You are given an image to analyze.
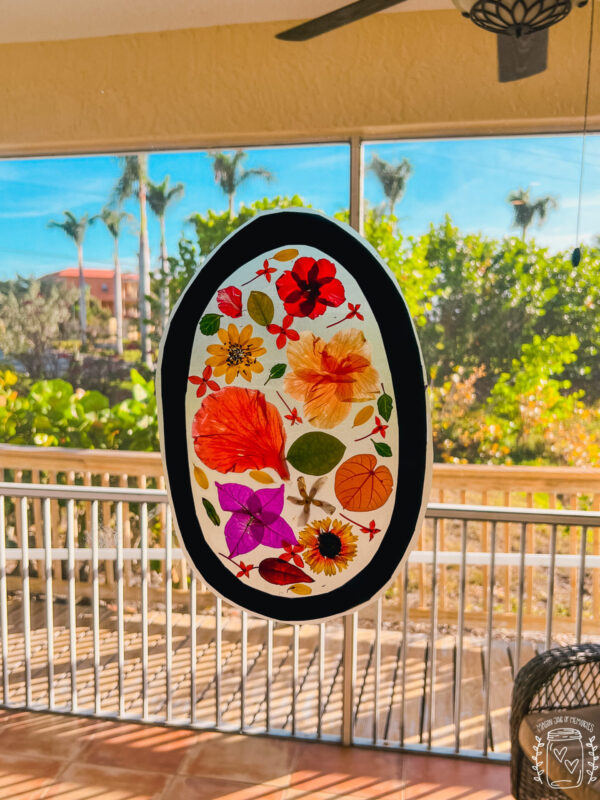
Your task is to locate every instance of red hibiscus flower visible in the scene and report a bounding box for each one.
[267,315,300,349]
[217,286,242,318]
[276,257,346,319]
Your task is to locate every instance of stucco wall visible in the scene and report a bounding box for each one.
[0,8,598,156]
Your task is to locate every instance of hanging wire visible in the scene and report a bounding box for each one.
[572,0,596,267]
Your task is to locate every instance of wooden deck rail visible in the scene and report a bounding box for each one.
[1,444,599,631]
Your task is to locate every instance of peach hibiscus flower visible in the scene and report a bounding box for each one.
[284,329,379,429]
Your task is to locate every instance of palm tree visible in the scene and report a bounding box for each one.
[94,207,133,355]
[147,176,184,333]
[367,154,413,217]
[210,151,273,219]
[47,211,91,347]
[508,187,557,240]
[112,154,152,367]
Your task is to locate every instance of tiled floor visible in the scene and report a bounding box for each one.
[0,709,513,800]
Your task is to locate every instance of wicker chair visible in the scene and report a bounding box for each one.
[511,644,600,799]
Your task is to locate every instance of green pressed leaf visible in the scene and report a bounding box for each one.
[372,440,392,458]
[199,314,222,335]
[202,497,220,525]
[287,432,346,476]
[247,290,274,327]
[264,363,287,384]
[377,393,393,422]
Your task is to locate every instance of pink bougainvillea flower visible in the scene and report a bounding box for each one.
[216,482,297,558]
[188,366,219,398]
[267,315,300,350]
[217,286,243,318]
[280,543,304,568]
[276,257,346,319]
[284,329,380,429]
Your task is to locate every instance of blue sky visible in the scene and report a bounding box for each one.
[0,134,599,280]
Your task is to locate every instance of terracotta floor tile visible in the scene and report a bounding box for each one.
[0,712,102,761]
[77,723,199,775]
[39,762,168,800]
[161,775,287,800]
[402,755,511,798]
[182,733,300,787]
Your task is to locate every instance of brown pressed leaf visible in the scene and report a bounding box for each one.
[249,470,275,484]
[273,248,299,262]
[334,453,393,512]
[258,557,313,585]
[192,387,289,480]
[193,466,209,489]
[352,406,374,428]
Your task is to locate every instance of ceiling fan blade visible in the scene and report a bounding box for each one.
[276,0,408,41]
[497,29,548,82]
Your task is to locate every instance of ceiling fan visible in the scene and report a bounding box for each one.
[276,0,588,82]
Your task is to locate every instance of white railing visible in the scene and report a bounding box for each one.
[0,480,599,760]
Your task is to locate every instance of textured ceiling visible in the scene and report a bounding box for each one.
[0,0,452,44]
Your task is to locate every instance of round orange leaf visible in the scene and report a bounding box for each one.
[334,453,393,512]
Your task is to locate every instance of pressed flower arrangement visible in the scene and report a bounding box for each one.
[159,210,430,622]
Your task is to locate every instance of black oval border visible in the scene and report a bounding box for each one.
[158,210,429,622]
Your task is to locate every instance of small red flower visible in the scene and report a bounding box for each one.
[360,520,381,541]
[347,303,364,321]
[217,286,242,318]
[355,416,389,442]
[236,561,254,578]
[188,366,219,398]
[267,315,300,350]
[280,543,304,568]
[372,416,389,438]
[276,257,346,319]
[242,260,277,286]
[284,407,302,426]
[327,301,365,328]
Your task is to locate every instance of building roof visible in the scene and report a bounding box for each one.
[45,268,138,281]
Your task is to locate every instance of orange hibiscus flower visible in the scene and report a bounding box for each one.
[284,329,380,429]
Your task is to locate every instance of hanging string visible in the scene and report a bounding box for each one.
[572,0,595,267]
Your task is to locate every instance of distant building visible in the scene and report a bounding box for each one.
[43,268,139,318]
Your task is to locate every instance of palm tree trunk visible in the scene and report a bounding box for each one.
[159,216,169,335]
[228,191,235,221]
[138,181,152,368]
[522,223,528,241]
[77,243,87,348]
[113,237,124,356]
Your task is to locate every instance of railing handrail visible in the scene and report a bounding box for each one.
[2,443,600,491]
[1,482,600,526]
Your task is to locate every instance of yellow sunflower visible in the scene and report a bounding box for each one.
[206,324,266,384]
[299,517,358,576]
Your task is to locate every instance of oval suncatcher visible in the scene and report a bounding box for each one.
[158,209,431,622]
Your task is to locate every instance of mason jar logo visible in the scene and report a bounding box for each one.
[532,716,599,788]
[546,728,584,789]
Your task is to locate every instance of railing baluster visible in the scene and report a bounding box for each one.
[317,621,325,738]
[292,623,299,736]
[43,498,55,709]
[514,523,526,676]
[140,502,149,720]
[91,499,100,715]
[0,497,7,705]
[545,524,558,651]
[427,519,439,749]
[190,570,197,725]
[576,526,587,644]
[400,560,409,747]
[373,596,382,745]
[116,501,125,718]
[266,618,273,732]
[66,497,76,711]
[241,610,248,731]
[215,595,222,727]
[483,522,496,756]
[165,505,173,722]
[454,519,468,754]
